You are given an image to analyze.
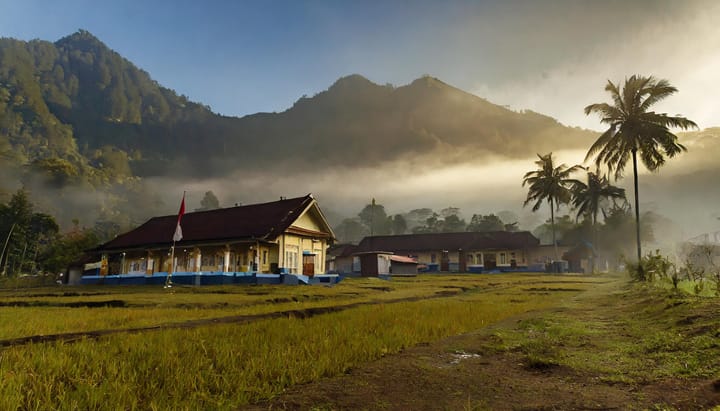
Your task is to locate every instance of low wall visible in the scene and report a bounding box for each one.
[78,272,342,286]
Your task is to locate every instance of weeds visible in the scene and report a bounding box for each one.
[627,248,720,296]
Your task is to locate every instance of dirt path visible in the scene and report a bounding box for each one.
[245,279,720,410]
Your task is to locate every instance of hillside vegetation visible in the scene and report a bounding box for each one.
[1,30,596,184]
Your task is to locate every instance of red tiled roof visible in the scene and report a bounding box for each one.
[357,231,539,252]
[97,195,317,251]
[390,255,418,264]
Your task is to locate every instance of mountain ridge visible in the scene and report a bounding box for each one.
[0,30,597,182]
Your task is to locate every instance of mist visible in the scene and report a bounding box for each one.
[137,134,717,244]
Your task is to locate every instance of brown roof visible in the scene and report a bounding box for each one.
[356,231,539,253]
[97,195,322,251]
[327,243,360,258]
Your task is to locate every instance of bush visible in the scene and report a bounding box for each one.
[626,250,676,286]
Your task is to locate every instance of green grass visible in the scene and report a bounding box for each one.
[0,274,602,410]
[482,280,720,386]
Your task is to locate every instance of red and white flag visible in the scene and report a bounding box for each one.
[172,193,186,242]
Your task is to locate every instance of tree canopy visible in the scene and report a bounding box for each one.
[585,75,696,262]
[523,152,582,260]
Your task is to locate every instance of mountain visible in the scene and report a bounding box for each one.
[1,30,717,241]
[239,74,595,170]
[0,30,597,182]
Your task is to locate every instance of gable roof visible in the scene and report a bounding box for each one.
[97,194,332,251]
[327,243,360,258]
[356,231,539,253]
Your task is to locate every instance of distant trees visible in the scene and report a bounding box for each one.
[570,170,626,272]
[467,214,505,232]
[333,218,367,244]
[0,189,59,275]
[522,153,582,260]
[332,200,531,243]
[585,75,697,263]
[571,170,625,226]
[358,200,391,236]
[390,214,407,235]
[41,226,100,275]
[411,211,467,233]
[196,191,220,211]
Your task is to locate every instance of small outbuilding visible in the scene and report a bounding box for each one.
[352,251,418,277]
[355,251,392,277]
[389,255,418,276]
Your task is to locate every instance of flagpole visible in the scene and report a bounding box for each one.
[165,191,186,289]
[165,243,175,288]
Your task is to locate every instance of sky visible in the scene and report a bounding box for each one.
[1,0,718,131]
[2,0,720,241]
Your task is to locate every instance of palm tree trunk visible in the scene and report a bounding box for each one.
[632,149,642,263]
[591,212,597,273]
[551,197,558,261]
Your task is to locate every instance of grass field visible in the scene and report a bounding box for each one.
[1,273,717,410]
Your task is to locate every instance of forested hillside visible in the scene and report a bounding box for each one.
[1,30,597,183]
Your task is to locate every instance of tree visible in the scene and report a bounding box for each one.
[532,215,585,248]
[467,214,505,232]
[404,208,434,232]
[333,218,367,244]
[523,153,582,260]
[0,189,59,275]
[571,169,625,225]
[358,199,391,236]
[440,214,466,232]
[390,214,407,235]
[571,169,626,271]
[439,207,461,219]
[585,75,697,263]
[197,191,220,211]
[412,212,440,233]
[42,228,99,274]
[598,202,655,267]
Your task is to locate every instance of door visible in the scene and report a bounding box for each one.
[484,253,497,270]
[302,254,315,277]
[440,250,450,272]
[459,250,467,272]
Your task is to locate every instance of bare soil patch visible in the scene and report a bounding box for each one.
[246,280,720,410]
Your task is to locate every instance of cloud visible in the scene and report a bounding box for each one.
[471,0,720,130]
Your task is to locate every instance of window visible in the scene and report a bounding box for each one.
[262,250,268,265]
[466,254,474,264]
[285,245,299,274]
[202,255,214,267]
[285,250,298,273]
[499,252,507,265]
[129,260,146,273]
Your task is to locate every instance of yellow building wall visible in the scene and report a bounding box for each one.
[465,249,528,266]
[292,212,323,231]
[279,234,327,274]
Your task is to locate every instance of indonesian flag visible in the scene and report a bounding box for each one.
[172,193,186,242]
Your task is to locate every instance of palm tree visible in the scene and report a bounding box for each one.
[571,169,626,226]
[523,153,582,261]
[571,169,626,271]
[585,75,697,263]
